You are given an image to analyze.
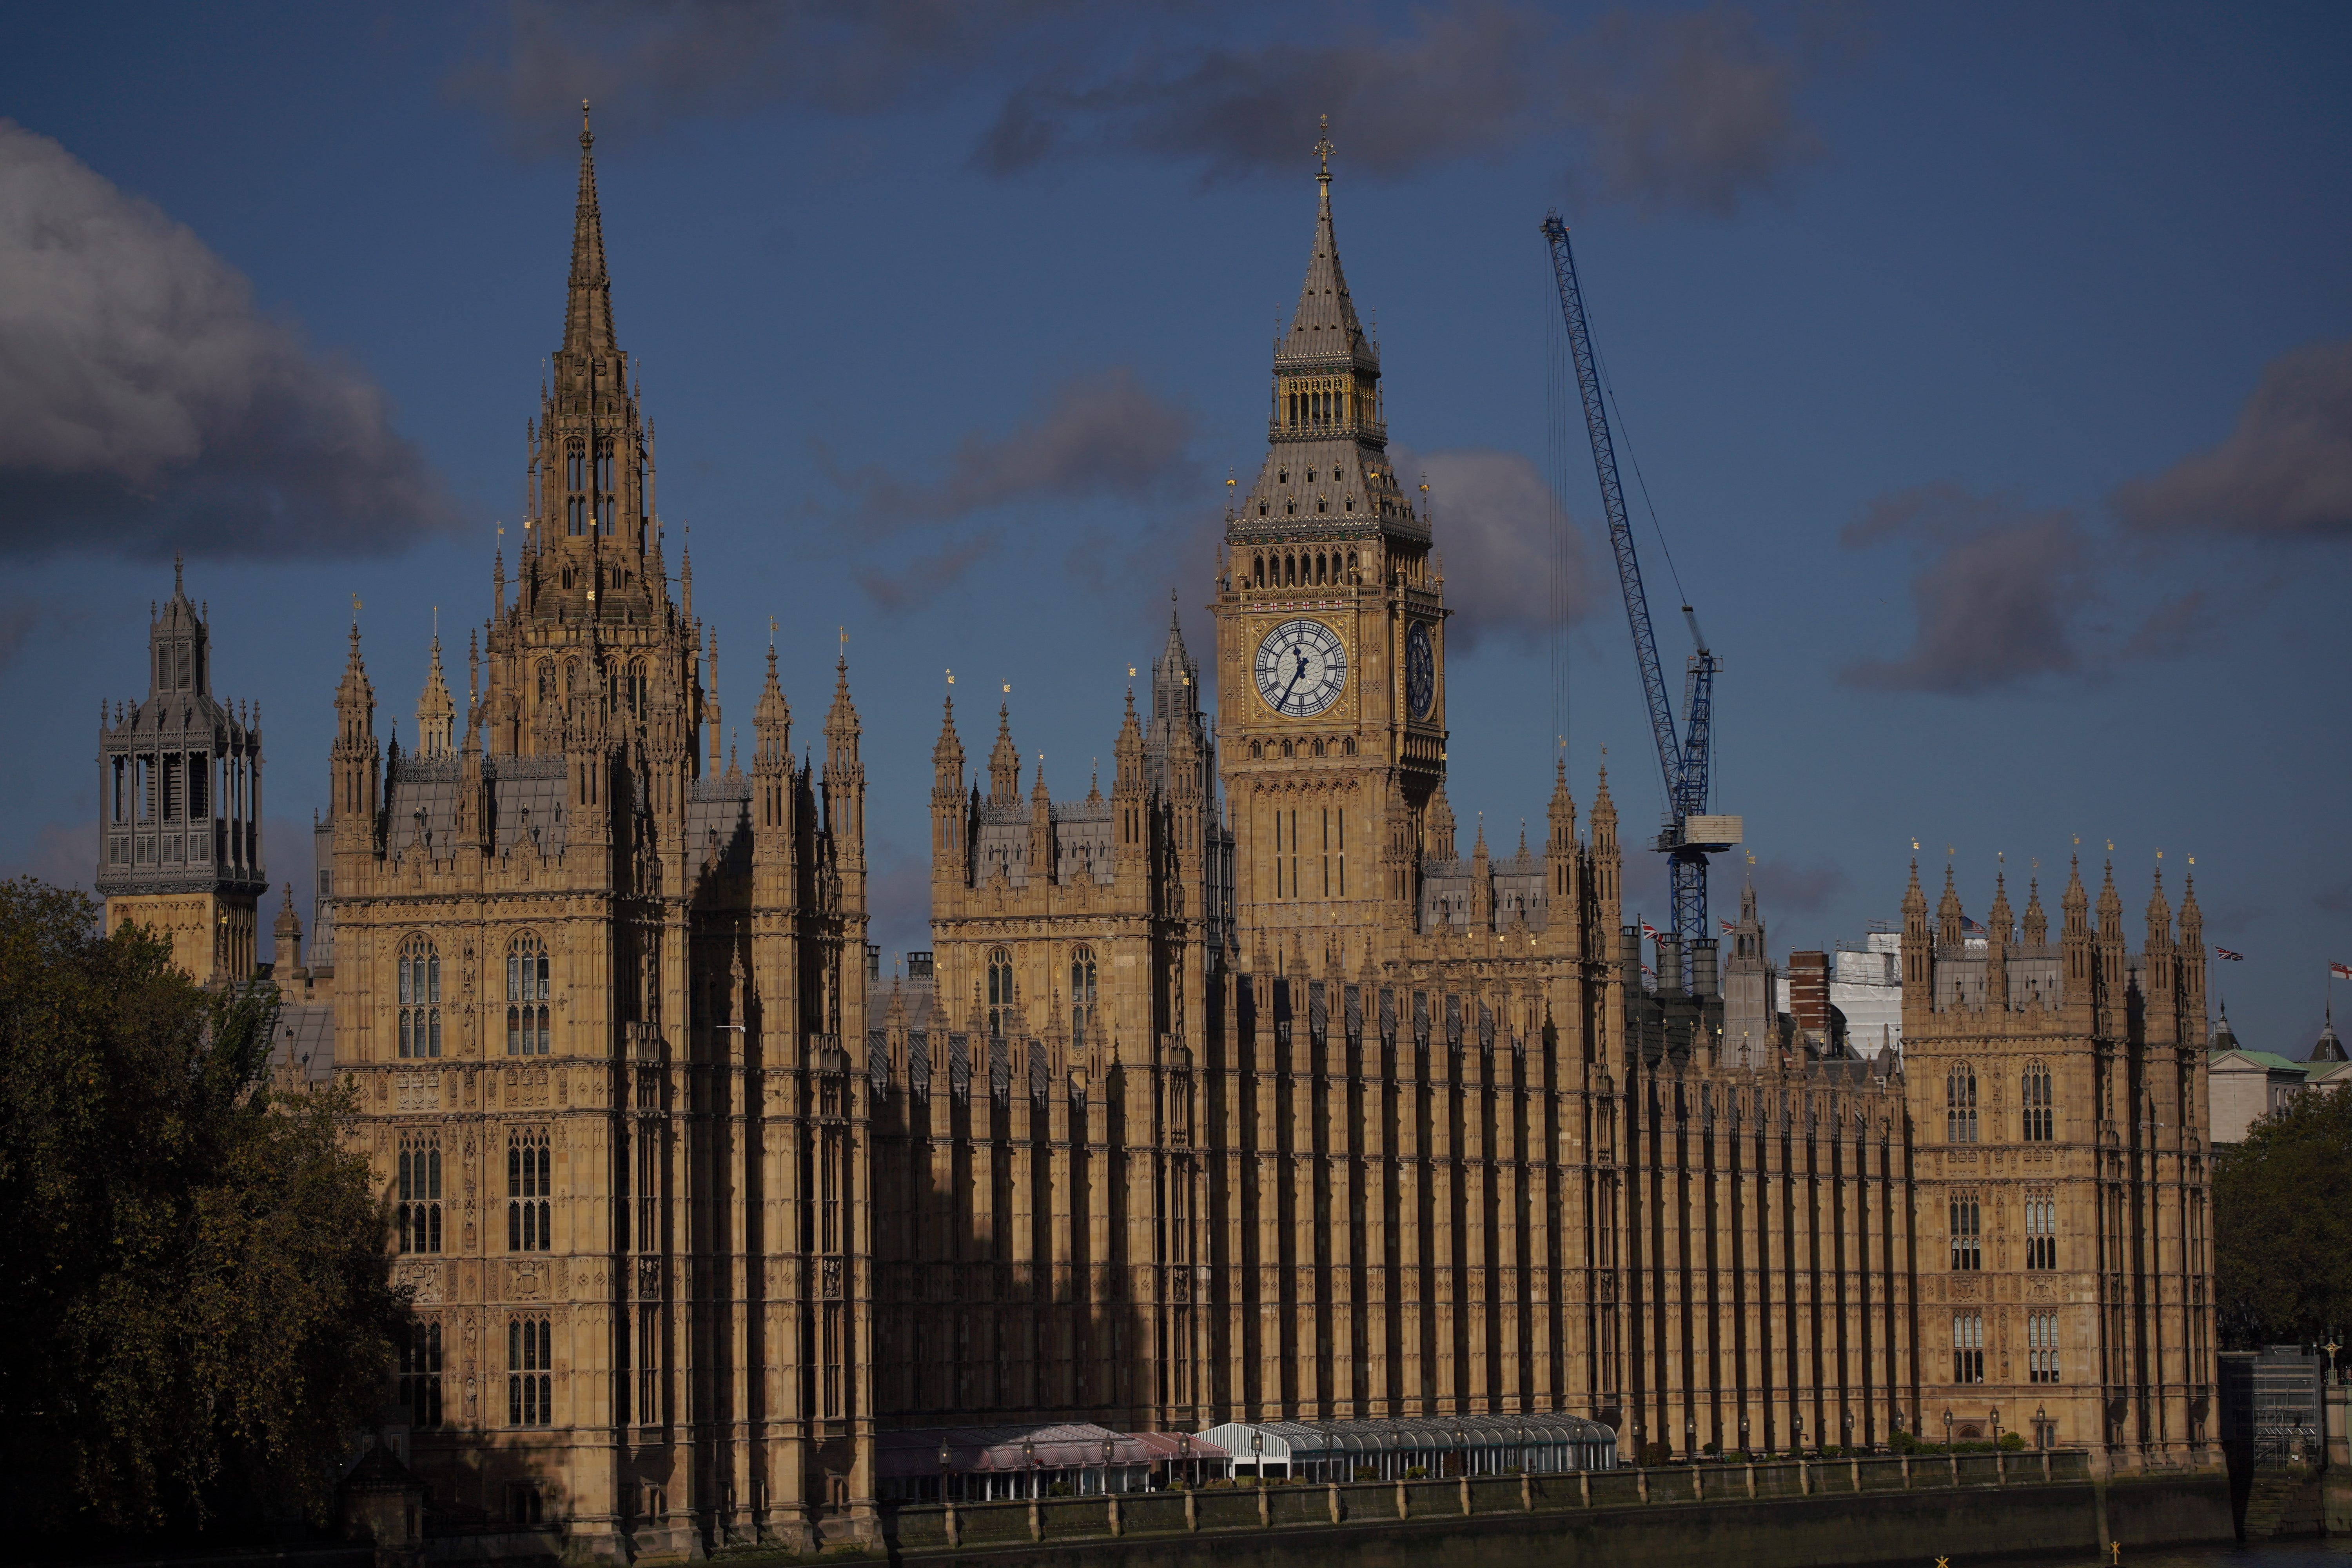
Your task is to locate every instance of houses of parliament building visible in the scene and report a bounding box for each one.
[98,118,2218,1561]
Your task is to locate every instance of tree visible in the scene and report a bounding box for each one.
[2213,1082,2352,1351]
[0,878,409,1541]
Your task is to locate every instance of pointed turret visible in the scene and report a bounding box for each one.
[1937,864,1964,947]
[2022,877,2047,947]
[931,695,967,888]
[2060,855,2092,1011]
[753,644,791,770]
[1112,689,1148,876]
[823,657,865,895]
[272,882,302,978]
[1986,873,2014,1009]
[987,706,1020,805]
[415,634,455,759]
[2178,871,2207,1026]
[1425,784,1457,862]
[1900,860,1931,1016]
[332,622,379,852]
[564,102,615,358]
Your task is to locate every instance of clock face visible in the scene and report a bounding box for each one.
[1254,619,1348,719]
[1405,622,1435,719]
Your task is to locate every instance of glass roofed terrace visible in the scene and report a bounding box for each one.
[1197,1413,1620,1483]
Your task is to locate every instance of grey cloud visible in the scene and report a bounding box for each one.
[1408,447,1600,652]
[2118,588,2218,662]
[2114,339,2352,542]
[1749,853,1846,915]
[448,0,1116,151]
[827,365,1200,527]
[858,531,995,612]
[1838,483,2092,695]
[983,4,1824,211]
[0,120,452,559]
[456,3,1825,215]
[2317,879,2352,917]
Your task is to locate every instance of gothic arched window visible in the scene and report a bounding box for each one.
[1070,946,1098,1044]
[397,1131,442,1253]
[1948,1191,1981,1270]
[2025,1186,2057,1270]
[2022,1061,2054,1141]
[508,1128,551,1252]
[397,935,441,1058]
[507,932,550,1055]
[399,1319,443,1428]
[1253,554,1265,588]
[1945,1062,1977,1143]
[986,947,1014,1039]
[509,1316,552,1426]
[628,659,648,717]
[566,442,587,535]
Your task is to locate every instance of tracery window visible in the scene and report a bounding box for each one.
[1945,1061,1977,1143]
[2028,1311,2060,1383]
[507,932,550,1055]
[397,935,442,1059]
[1069,946,1098,1044]
[986,948,1014,1039]
[2022,1061,2054,1141]
[509,1128,552,1252]
[509,1316,553,1426]
[1953,1313,1985,1384]
[397,1132,443,1253]
[2025,1187,2057,1270]
[399,1319,444,1428]
[1949,1191,1981,1270]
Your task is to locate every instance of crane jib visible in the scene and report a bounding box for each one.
[1543,212,1719,965]
[1541,215,1681,806]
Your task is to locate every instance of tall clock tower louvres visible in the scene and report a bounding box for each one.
[1214,139,1445,964]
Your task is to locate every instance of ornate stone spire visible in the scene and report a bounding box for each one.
[1937,863,1964,947]
[988,705,1020,805]
[2022,876,2047,946]
[415,633,455,759]
[565,101,615,357]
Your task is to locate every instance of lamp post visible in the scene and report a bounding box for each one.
[1686,1418,1697,1463]
[1102,1435,1117,1495]
[1791,1412,1803,1457]
[938,1441,952,1502]
[1943,1408,1954,1454]
[1177,1432,1192,1490]
[1023,1437,1036,1500]
[1841,1409,1852,1455]
[1455,1425,1468,1479]
[1738,1414,1750,1457]
[2036,1405,2049,1451]
[1251,1428,1265,1486]
[1990,1408,2002,1448]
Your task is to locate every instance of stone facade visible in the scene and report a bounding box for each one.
[209,120,2217,1563]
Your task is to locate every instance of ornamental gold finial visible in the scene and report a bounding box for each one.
[1314,114,1333,176]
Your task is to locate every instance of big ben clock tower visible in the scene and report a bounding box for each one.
[1212,129,1445,965]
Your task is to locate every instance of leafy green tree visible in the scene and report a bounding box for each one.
[2214,1082,2352,1350]
[0,878,409,1541]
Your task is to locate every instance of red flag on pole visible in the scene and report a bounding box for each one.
[2332,961,2352,981]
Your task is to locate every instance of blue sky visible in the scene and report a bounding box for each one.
[2,2,2346,1053]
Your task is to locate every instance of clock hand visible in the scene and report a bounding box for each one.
[1277,662,1305,711]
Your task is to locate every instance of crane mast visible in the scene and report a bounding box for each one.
[1542,212,1730,977]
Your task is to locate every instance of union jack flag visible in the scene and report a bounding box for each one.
[1721,919,1737,933]
[1640,921,1659,938]
[1961,915,1985,934]
[2215,947,2244,962]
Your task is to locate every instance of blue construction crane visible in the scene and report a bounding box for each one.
[1542,211,1734,979]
